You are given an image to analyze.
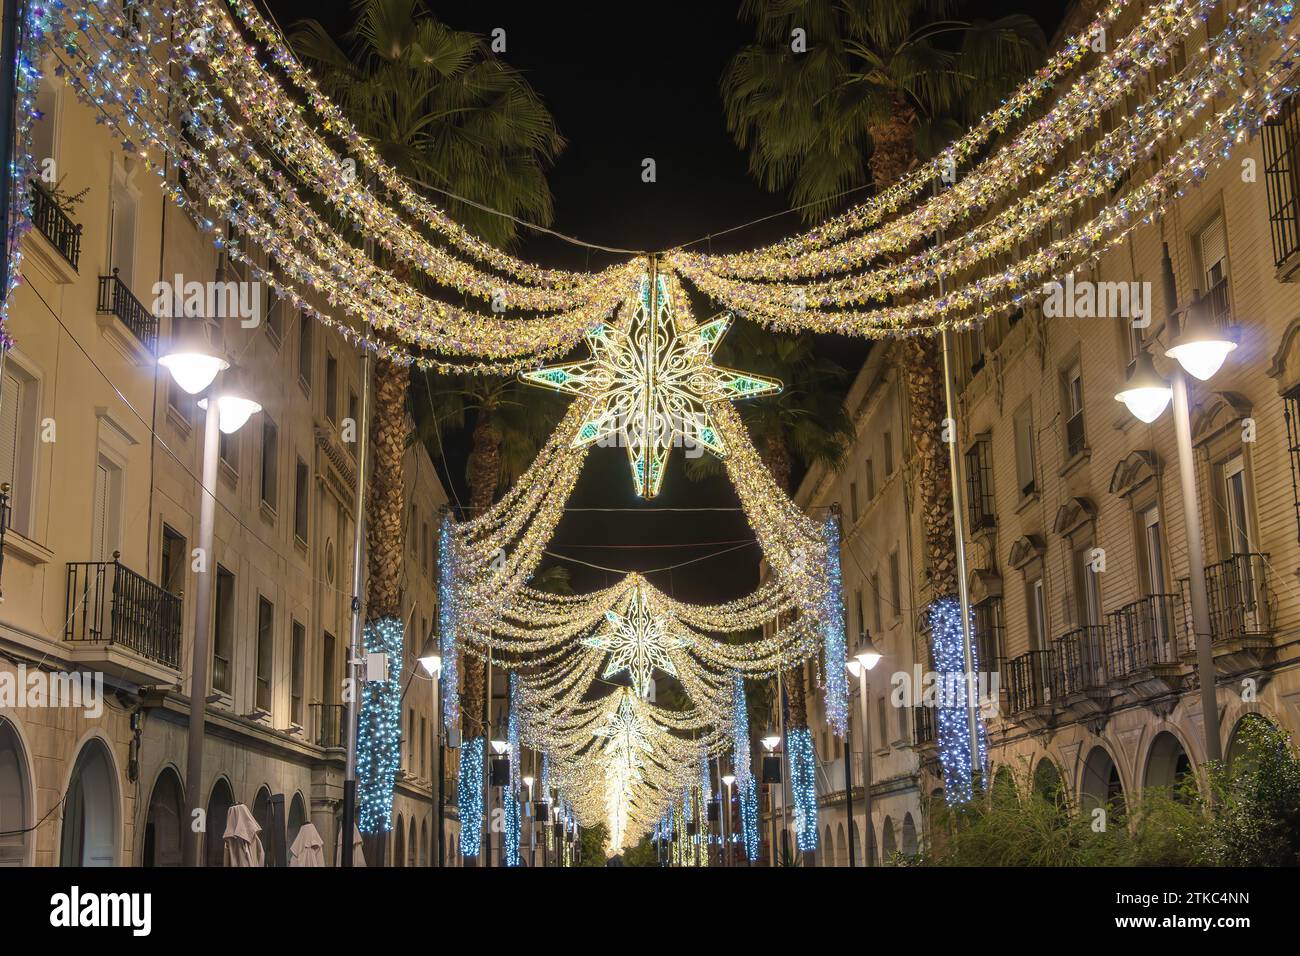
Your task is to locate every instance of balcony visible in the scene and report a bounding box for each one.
[1053,624,1113,716]
[1204,552,1275,673]
[1106,593,1189,696]
[311,702,346,749]
[1204,276,1231,326]
[97,269,159,354]
[29,179,82,271]
[0,485,10,597]
[1065,410,1086,459]
[64,555,182,684]
[912,705,936,747]
[1004,649,1058,727]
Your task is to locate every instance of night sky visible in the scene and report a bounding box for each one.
[262,0,1069,603]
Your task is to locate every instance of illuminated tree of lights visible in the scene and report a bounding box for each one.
[521,269,780,498]
[584,584,684,698]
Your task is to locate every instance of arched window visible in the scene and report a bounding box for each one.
[1033,759,1064,805]
[1144,731,1193,793]
[821,824,832,866]
[419,819,429,867]
[59,738,119,866]
[850,821,860,865]
[991,766,1016,804]
[205,778,234,867]
[1226,713,1279,771]
[1080,746,1125,818]
[901,812,918,857]
[408,819,417,867]
[835,822,847,867]
[394,816,406,867]
[288,792,307,840]
[252,786,273,866]
[882,817,897,862]
[142,767,184,866]
[0,718,31,866]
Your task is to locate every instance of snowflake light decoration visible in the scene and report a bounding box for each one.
[596,691,654,766]
[520,268,781,498]
[584,584,683,698]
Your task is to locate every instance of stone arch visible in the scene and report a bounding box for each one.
[1033,757,1064,804]
[1079,745,1126,816]
[991,765,1017,803]
[394,815,406,867]
[1226,711,1282,770]
[881,817,897,861]
[288,791,307,838]
[0,716,34,866]
[142,765,185,866]
[835,822,847,867]
[1143,730,1194,792]
[58,735,121,866]
[901,812,918,856]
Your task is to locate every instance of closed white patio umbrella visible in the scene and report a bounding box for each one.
[289,823,325,868]
[335,824,366,867]
[222,804,265,868]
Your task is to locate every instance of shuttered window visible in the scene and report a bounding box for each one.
[91,461,110,560]
[0,371,22,493]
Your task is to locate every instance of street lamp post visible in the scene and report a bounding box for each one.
[721,772,735,868]
[1114,244,1230,765]
[761,731,781,865]
[846,633,883,867]
[161,328,260,868]
[418,654,442,867]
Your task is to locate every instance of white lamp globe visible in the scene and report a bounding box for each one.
[1115,350,1172,423]
[1165,300,1237,381]
[159,351,228,395]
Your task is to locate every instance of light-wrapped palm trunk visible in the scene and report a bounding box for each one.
[459,406,502,865]
[358,353,410,866]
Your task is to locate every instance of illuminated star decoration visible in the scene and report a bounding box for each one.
[584,585,683,699]
[596,691,653,849]
[520,270,781,498]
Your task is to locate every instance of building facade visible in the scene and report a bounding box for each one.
[0,46,456,866]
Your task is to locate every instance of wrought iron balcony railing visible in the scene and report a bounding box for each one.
[1005,649,1058,714]
[64,554,182,669]
[1054,624,1110,696]
[1205,552,1273,643]
[1065,410,1086,458]
[29,179,82,270]
[1205,276,1231,326]
[97,268,158,353]
[0,484,10,597]
[1106,593,1185,677]
[913,705,936,746]
[311,702,345,749]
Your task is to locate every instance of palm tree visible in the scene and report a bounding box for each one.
[723,0,1043,603]
[290,0,562,863]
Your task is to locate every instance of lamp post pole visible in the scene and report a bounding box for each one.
[341,352,371,867]
[859,668,873,866]
[844,677,856,868]
[181,397,221,867]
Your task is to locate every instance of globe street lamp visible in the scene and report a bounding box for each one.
[1112,246,1230,765]
[845,632,883,867]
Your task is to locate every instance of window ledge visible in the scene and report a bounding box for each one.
[1058,447,1091,478]
[21,231,78,285]
[1014,490,1040,515]
[95,313,155,367]
[2,528,54,567]
[218,459,239,487]
[1275,248,1300,282]
[260,499,277,524]
[166,403,193,438]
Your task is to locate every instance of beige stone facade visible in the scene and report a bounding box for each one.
[0,49,456,866]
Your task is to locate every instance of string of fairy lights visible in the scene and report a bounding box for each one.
[9,0,1298,858]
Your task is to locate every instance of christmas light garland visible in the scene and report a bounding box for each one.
[356,617,404,834]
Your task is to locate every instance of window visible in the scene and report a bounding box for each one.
[1139,505,1166,596]
[888,550,901,620]
[420,717,427,777]
[90,455,122,562]
[1196,214,1230,323]
[1013,404,1037,498]
[421,521,430,576]
[218,427,238,473]
[260,418,278,511]
[322,631,337,705]
[973,597,1004,667]
[256,596,273,713]
[964,435,995,530]
[876,696,888,750]
[1072,543,1102,627]
[297,313,313,388]
[347,390,359,457]
[409,505,418,556]
[291,619,305,726]
[294,458,309,543]
[871,572,882,634]
[1027,574,1048,651]
[1284,386,1300,543]
[1063,362,1085,458]
[864,458,876,500]
[31,76,59,170]
[849,481,859,523]
[1263,93,1300,268]
[213,565,235,694]
[883,432,894,477]
[160,523,186,595]
[1220,454,1254,557]
[854,589,865,638]
[108,174,137,289]
[265,294,284,345]
[325,354,338,423]
[0,363,38,535]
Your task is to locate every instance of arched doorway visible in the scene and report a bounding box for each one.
[1144,731,1192,792]
[901,813,918,856]
[1226,713,1279,771]
[394,815,406,867]
[59,738,119,866]
[1033,759,1064,805]
[1080,746,1125,817]
[142,767,184,866]
[288,792,307,842]
[407,818,417,867]
[419,819,429,867]
[991,766,1016,804]
[882,817,896,862]
[205,778,234,867]
[0,718,31,866]
[835,822,847,867]
[820,824,832,866]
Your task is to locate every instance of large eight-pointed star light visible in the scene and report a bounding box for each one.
[520,270,781,498]
[583,585,682,699]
